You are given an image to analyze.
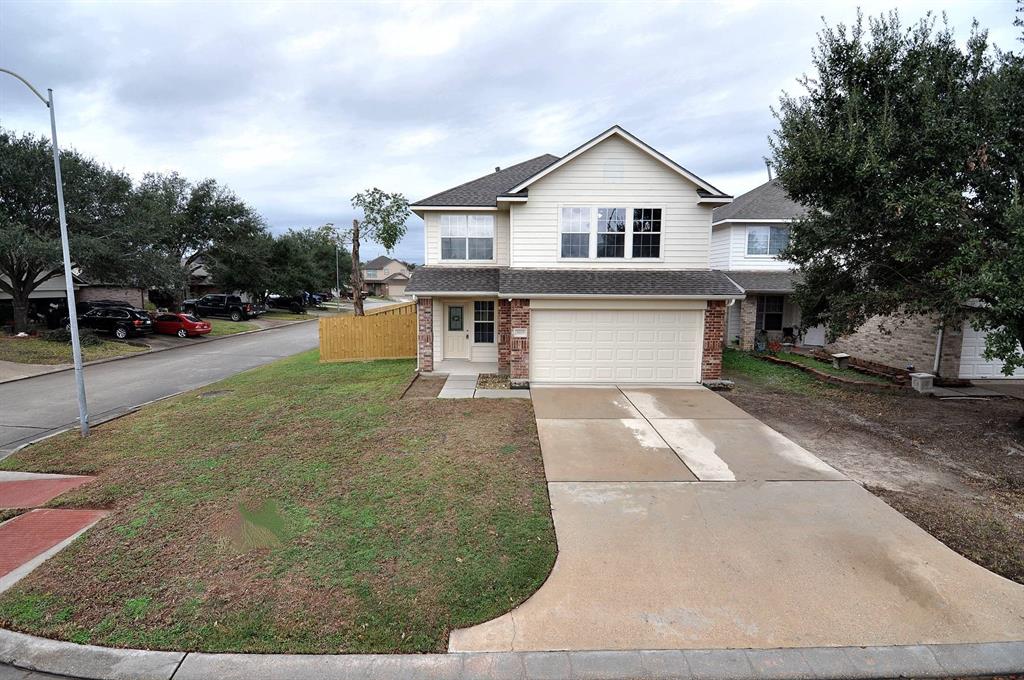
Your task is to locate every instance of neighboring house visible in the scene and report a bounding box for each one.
[722,181,1022,380]
[406,125,743,386]
[361,256,411,297]
[711,179,825,349]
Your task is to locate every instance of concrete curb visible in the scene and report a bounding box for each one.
[1,629,1022,680]
[0,318,317,387]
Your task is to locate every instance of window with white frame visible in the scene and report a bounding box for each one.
[746,225,790,256]
[596,208,626,258]
[474,301,495,343]
[441,214,494,260]
[560,207,591,258]
[632,208,661,258]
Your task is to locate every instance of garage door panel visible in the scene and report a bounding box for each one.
[531,308,703,384]
[959,324,1024,379]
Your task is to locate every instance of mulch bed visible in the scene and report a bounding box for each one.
[476,374,511,390]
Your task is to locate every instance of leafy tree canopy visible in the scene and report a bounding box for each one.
[772,10,1024,374]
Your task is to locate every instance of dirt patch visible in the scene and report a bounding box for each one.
[402,374,445,399]
[477,373,510,390]
[721,367,1024,584]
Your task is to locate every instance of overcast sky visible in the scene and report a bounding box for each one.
[1,1,1017,263]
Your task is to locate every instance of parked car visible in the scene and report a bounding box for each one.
[68,307,153,339]
[266,294,306,314]
[181,294,258,321]
[152,312,211,338]
[77,299,136,314]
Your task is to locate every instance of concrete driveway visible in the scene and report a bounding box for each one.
[449,386,1024,652]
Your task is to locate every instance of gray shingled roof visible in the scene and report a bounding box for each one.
[712,179,806,223]
[500,269,742,297]
[412,155,560,207]
[407,267,743,297]
[362,255,397,269]
[724,270,803,293]
[406,267,501,294]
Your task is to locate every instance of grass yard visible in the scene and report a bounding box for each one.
[0,336,147,365]
[0,353,555,653]
[206,319,258,336]
[774,350,892,384]
[723,349,1024,585]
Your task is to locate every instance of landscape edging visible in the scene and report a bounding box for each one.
[755,353,907,391]
[2,628,1023,680]
[0,317,317,386]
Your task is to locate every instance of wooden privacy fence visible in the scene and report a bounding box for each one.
[319,301,417,362]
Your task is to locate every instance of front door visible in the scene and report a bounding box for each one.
[445,304,470,359]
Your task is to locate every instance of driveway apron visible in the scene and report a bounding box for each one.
[449,386,1024,652]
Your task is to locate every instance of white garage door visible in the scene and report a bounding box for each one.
[959,323,1024,379]
[531,308,703,383]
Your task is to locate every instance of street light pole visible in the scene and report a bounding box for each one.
[1,69,89,435]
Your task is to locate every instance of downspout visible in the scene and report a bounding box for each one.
[932,325,945,376]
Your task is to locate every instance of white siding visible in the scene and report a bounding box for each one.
[725,300,741,345]
[432,298,443,364]
[710,226,731,269]
[509,136,713,269]
[423,211,510,266]
[725,223,794,270]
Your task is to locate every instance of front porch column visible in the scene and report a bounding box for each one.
[509,299,530,387]
[739,296,758,350]
[497,299,511,374]
[702,300,726,382]
[417,297,433,372]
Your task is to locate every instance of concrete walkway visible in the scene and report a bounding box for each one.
[449,385,1024,652]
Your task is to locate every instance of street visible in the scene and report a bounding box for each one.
[0,321,319,456]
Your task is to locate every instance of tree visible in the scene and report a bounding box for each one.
[350,189,410,315]
[134,172,267,304]
[771,11,1024,375]
[0,129,136,332]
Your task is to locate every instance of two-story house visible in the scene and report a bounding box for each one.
[711,179,825,349]
[361,256,411,297]
[406,126,745,386]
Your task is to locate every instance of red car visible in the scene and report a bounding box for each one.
[152,312,212,338]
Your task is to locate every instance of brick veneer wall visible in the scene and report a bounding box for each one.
[826,313,964,377]
[702,300,726,381]
[497,299,511,374]
[739,297,758,350]
[78,286,145,309]
[509,299,530,385]
[416,297,433,372]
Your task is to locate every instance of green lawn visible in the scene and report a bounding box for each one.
[0,337,147,365]
[722,348,828,395]
[206,319,258,336]
[0,353,555,653]
[258,311,307,320]
[775,351,891,384]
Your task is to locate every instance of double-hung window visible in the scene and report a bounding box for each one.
[473,301,495,343]
[632,208,661,258]
[441,215,494,260]
[560,207,590,258]
[596,207,626,258]
[746,225,790,256]
[756,295,785,331]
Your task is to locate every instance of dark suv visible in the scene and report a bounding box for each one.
[74,307,154,339]
[181,294,257,321]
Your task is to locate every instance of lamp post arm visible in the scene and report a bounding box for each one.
[0,68,49,106]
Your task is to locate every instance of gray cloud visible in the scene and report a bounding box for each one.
[1,0,1017,264]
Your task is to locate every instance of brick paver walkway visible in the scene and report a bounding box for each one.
[0,477,93,509]
[0,509,107,580]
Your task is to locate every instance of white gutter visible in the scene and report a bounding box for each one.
[498,293,746,301]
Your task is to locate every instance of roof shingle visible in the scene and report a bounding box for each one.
[405,267,501,294]
[712,179,806,223]
[724,270,803,293]
[412,155,560,207]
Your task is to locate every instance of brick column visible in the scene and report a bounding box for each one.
[702,300,726,382]
[417,297,433,372]
[739,297,758,350]
[509,299,530,387]
[497,299,511,374]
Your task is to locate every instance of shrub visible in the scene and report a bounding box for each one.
[42,328,104,347]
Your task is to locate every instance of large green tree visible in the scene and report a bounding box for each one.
[0,130,137,332]
[772,11,1024,375]
[350,189,409,315]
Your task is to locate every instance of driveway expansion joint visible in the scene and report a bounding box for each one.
[2,633,1023,680]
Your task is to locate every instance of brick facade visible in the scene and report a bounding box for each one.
[826,313,964,377]
[509,299,530,386]
[416,297,433,372]
[738,297,758,350]
[497,299,511,374]
[702,300,726,381]
[78,286,146,309]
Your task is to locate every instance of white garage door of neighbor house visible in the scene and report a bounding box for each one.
[959,324,1024,379]
[531,308,703,383]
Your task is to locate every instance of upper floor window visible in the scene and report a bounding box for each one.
[559,207,662,259]
[560,207,591,258]
[596,208,626,258]
[746,225,790,256]
[441,214,494,260]
[364,269,379,279]
[632,208,661,258]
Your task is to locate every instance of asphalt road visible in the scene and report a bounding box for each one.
[0,320,319,456]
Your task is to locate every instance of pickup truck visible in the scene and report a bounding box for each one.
[181,294,259,321]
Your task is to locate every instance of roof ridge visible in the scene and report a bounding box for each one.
[412,154,559,206]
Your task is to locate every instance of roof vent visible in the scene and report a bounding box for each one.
[495,166,501,172]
